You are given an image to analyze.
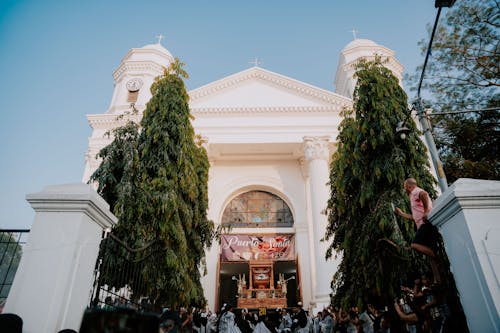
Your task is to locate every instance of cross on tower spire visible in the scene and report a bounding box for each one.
[156,34,165,45]
[349,28,358,40]
[249,57,263,67]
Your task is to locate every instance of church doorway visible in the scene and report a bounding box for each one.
[217,190,298,310]
[216,191,300,309]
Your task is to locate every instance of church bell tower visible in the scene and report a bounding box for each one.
[107,40,174,114]
[334,38,403,99]
[82,40,174,182]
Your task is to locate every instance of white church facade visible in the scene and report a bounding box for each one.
[82,39,403,312]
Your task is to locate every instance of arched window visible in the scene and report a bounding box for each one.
[221,191,293,227]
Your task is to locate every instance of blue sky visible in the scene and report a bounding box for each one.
[0,1,441,229]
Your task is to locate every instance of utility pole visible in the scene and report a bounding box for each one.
[414,98,448,191]
[415,5,449,192]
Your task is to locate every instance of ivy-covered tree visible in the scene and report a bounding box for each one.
[137,58,214,307]
[90,59,214,308]
[407,0,499,182]
[325,58,435,308]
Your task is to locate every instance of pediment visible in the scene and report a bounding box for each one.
[188,67,352,110]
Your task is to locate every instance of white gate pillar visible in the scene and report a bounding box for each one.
[4,183,117,333]
[430,178,500,333]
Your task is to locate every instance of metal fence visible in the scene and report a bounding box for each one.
[89,231,163,312]
[0,229,30,304]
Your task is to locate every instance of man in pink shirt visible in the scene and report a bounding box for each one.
[395,178,441,284]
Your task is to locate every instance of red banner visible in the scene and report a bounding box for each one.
[221,234,295,261]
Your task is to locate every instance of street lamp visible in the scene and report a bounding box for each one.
[395,121,410,140]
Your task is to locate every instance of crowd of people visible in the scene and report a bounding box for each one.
[154,283,450,333]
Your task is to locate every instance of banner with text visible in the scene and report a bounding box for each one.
[221,234,295,261]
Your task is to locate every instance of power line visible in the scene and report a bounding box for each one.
[428,107,500,116]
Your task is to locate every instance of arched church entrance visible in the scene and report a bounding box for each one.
[218,190,299,310]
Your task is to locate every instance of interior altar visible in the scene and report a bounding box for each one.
[236,261,287,309]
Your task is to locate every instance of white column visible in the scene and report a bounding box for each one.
[294,224,313,309]
[299,157,317,309]
[430,178,500,333]
[201,155,219,312]
[4,183,117,333]
[303,136,337,307]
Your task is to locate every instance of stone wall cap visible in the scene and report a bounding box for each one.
[438,178,500,200]
[430,178,500,220]
[26,183,117,227]
[27,183,105,202]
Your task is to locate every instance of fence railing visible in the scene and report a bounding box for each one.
[89,231,163,312]
[0,229,30,305]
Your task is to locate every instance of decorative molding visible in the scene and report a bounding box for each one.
[303,136,331,162]
[189,67,352,106]
[87,114,142,129]
[107,104,146,114]
[191,105,348,117]
[338,57,404,77]
[113,61,166,81]
[341,44,394,56]
[88,105,347,127]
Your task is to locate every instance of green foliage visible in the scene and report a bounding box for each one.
[326,58,436,308]
[406,0,499,182]
[90,58,214,308]
[90,121,142,242]
[434,101,500,183]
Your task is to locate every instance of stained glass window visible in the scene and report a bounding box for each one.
[221,191,293,227]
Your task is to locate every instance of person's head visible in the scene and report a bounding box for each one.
[367,304,375,314]
[404,178,418,195]
[160,319,175,333]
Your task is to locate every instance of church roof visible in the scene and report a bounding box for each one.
[113,42,174,80]
[140,43,174,59]
[342,38,378,51]
[189,66,352,113]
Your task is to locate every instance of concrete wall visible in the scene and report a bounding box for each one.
[430,178,500,333]
[4,183,117,333]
